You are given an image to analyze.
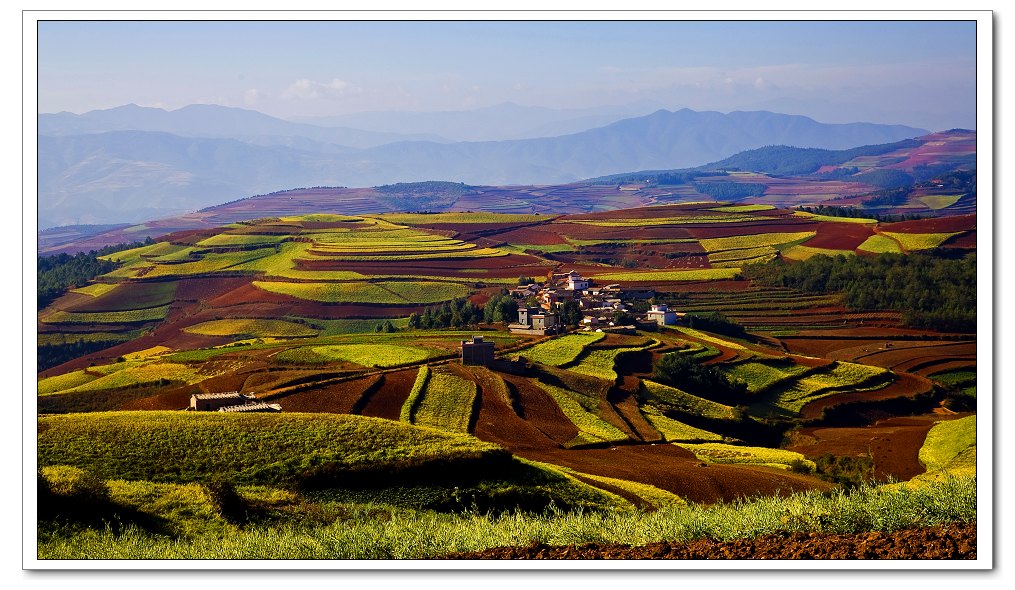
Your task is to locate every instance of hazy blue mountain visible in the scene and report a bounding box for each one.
[38,103,450,149]
[37,108,927,229]
[291,101,666,142]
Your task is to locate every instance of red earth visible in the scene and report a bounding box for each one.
[442,522,976,560]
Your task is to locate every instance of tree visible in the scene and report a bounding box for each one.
[653,352,747,405]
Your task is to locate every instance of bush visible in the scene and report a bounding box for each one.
[653,353,748,405]
[204,478,249,524]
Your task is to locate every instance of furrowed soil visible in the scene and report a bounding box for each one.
[442,522,976,560]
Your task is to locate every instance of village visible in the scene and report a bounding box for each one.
[504,269,681,336]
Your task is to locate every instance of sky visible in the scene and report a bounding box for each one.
[37,20,978,130]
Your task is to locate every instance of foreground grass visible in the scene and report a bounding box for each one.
[38,475,975,559]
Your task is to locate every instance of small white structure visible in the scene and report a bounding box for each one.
[566,272,590,291]
[647,304,678,326]
[582,316,600,327]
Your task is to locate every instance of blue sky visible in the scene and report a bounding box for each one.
[37,20,977,129]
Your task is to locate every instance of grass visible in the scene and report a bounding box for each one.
[590,268,741,282]
[182,319,318,338]
[641,380,737,421]
[722,360,811,394]
[568,340,658,382]
[38,370,97,395]
[706,204,776,213]
[759,361,894,415]
[37,331,137,346]
[520,332,606,367]
[196,233,289,247]
[857,234,904,254]
[879,231,964,251]
[411,367,479,433]
[400,366,432,423]
[781,245,855,261]
[918,415,976,474]
[252,281,471,304]
[40,363,205,395]
[70,281,177,312]
[792,211,877,224]
[288,317,412,336]
[568,215,773,226]
[698,232,816,253]
[69,283,118,297]
[533,380,628,448]
[639,405,723,442]
[918,195,963,210]
[275,343,441,367]
[673,327,748,351]
[40,305,171,325]
[37,412,508,485]
[675,443,816,471]
[379,213,550,225]
[36,475,976,559]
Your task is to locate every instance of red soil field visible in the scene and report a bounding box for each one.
[786,413,967,481]
[517,444,834,504]
[485,227,570,245]
[500,374,581,447]
[357,369,418,421]
[944,231,977,248]
[798,372,934,421]
[804,222,875,250]
[686,221,819,239]
[880,214,976,234]
[467,370,561,452]
[274,375,382,414]
[444,523,976,560]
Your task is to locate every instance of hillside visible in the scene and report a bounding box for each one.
[36,204,978,559]
[37,107,927,229]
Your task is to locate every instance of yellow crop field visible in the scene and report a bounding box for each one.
[781,245,855,261]
[880,231,963,251]
[857,235,904,254]
[182,319,319,338]
[590,268,741,282]
[918,195,963,210]
[698,232,815,253]
[69,283,119,297]
[252,280,471,304]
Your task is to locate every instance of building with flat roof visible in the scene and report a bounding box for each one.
[218,402,282,413]
[461,335,496,366]
[647,304,678,326]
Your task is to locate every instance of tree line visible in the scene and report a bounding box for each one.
[38,238,155,309]
[744,251,976,332]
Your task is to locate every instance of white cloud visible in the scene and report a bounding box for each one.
[243,88,262,105]
[282,78,355,100]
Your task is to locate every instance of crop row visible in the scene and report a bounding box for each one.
[857,235,904,254]
[639,405,723,442]
[37,411,505,485]
[721,360,812,394]
[568,340,659,382]
[40,305,171,325]
[698,231,815,253]
[520,332,606,367]
[781,245,855,261]
[251,280,472,304]
[411,367,478,433]
[533,380,628,448]
[37,331,137,346]
[41,362,205,396]
[379,212,551,225]
[182,319,319,338]
[762,361,894,414]
[674,443,815,471]
[275,343,439,368]
[567,215,774,227]
[400,366,432,423]
[640,380,737,421]
[879,231,963,251]
[591,268,741,282]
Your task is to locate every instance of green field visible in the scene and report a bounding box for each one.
[568,215,773,227]
[759,361,893,415]
[275,343,441,367]
[857,234,904,254]
[590,268,741,282]
[568,340,658,382]
[781,245,856,261]
[792,211,877,224]
[879,231,964,251]
[379,213,551,225]
[252,281,471,304]
[68,283,119,297]
[722,360,811,394]
[639,405,723,442]
[706,204,776,213]
[641,380,738,421]
[675,443,815,471]
[918,415,976,475]
[40,363,204,395]
[533,380,628,448]
[698,232,815,253]
[70,281,178,312]
[918,195,963,210]
[40,305,171,325]
[411,367,479,433]
[182,319,319,338]
[520,332,606,367]
[38,412,507,485]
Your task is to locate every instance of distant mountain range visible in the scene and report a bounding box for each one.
[37,104,927,229]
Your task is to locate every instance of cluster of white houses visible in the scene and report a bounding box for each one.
[506,270,682,336]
